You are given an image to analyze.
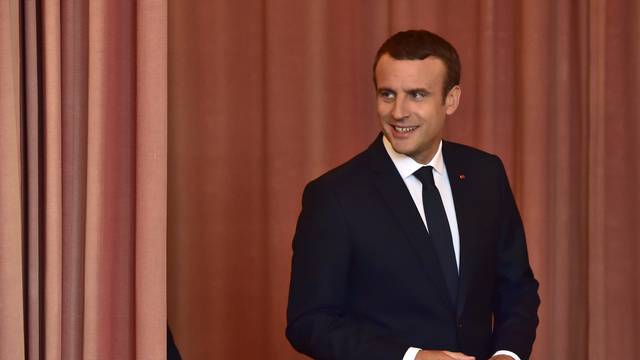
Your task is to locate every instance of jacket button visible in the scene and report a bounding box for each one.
[457,322,463,328]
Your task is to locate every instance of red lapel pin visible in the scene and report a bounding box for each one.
[459,174,465,180]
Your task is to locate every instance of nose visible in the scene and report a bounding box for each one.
[391,95,409,120]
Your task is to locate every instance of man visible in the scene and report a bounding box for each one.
[286,30,539,360]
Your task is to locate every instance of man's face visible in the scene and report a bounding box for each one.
[375,54,460,164]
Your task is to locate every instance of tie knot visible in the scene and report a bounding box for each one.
[414,166,436,188]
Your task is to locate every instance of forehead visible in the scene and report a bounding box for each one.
[375,54,446,92]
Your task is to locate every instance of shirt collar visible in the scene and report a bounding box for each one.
[382,135,446,179]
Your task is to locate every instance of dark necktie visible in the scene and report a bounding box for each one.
[414,166,458,304]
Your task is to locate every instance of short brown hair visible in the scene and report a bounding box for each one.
[373,30,461,98]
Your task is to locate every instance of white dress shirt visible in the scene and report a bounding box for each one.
[382,137,520,360]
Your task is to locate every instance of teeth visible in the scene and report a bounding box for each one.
[394,126,417,133]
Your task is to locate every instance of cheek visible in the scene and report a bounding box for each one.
[416,106,443,124]
[376,103,391,118]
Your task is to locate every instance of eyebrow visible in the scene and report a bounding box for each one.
[405,88,430,94]
[376,87,395,94]
[376,87,431,94]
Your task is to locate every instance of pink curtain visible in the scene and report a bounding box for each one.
[0,1,167,359]
[0,0,25,357]
[168,0,640,359]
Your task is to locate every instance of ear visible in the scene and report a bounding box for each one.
[444,85,461,115]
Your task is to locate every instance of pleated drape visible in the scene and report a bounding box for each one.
[168,0,640,359]
[0,1,167,359]
[0,1,25,359]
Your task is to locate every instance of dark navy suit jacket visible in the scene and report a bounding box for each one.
[286,135,539,360]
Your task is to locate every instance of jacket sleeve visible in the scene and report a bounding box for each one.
[491,157,541,360]
[286,180,409,360]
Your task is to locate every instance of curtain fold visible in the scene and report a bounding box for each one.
[0,1,25,359]
[42,2,64,358]
[134,1,168,358]
[0,1,167,359]
[22,1,43,358]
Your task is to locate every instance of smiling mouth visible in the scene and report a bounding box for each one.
[393,125,418,133]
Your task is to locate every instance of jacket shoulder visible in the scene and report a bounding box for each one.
[443,140,506,172]
[305,147,371,193]
[444,140,500,161]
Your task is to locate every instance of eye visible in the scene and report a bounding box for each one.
[410,90,427,100]
[378,90,395,102]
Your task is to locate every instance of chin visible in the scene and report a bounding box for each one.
[390,142,416,156]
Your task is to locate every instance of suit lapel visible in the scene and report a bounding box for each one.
[367,136,453,308]
[442,141,479,317]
